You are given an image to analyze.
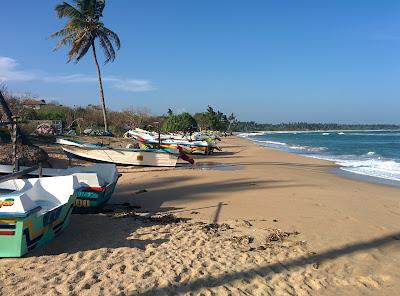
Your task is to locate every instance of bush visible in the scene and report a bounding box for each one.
[162,112,198,132]
[36,105,71,121]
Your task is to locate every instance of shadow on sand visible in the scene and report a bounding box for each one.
[133,232,400,295]
[114,175,314,214]
[27,214,173,257]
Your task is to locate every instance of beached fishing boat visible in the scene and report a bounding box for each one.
[0,164,120,214]
[0,175,78,257]
[62,145,179,167]
[123,130,216,155]
[68,164,119,213]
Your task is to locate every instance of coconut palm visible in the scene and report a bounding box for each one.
[49,0,120,132]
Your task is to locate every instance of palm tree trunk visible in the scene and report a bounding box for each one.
[92,42,108,132]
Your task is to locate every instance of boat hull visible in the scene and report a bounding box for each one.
[0,196,75,257]
[73,180,118,214]
[63,146,178,167]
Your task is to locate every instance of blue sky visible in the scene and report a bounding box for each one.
[1,0,400,123]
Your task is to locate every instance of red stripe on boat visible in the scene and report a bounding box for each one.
[80,186,106,192]
[0,230,15,235]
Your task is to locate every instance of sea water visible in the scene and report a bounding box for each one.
[238,130,400,186]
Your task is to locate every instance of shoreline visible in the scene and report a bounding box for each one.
[233,136,400,191]
[1,136,400,295]
[238,132,400,188]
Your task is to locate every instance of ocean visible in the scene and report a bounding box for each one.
[238,130,400,186]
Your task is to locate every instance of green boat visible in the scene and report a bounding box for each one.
[0,175,78,257]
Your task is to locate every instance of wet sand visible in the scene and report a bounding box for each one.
[1,136,400,295]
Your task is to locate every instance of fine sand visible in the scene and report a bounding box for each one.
[1,136,400,295]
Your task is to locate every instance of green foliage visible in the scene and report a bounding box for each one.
[196,106,230,131]
[17,107,38,121]
[193,112,208,131]
[36,105,71,121]
[162,112,198,132]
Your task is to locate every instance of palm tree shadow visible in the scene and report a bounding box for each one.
[114,176,314,214]
[132,232,400,295]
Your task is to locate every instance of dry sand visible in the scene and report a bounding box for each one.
[1,136,400,295]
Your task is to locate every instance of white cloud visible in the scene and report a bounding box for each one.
[113,79,155,92]
[0,56,38,81]
[0,56,155,92]
[42,74,98,83]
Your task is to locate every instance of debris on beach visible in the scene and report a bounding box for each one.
[266,228,300,242]
[202,223,233,234]
[230,235,254,245]
[105,205,186,224]
[235,219,253,227]
[148,214,186,224]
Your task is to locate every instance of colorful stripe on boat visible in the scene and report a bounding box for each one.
[0,219,16,235]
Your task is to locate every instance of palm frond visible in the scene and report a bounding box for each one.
[76,38,93,61]
[101,27,120,49]
[54,34,76,50]
[98,34,115,63]
[76,0,92,16]
[49,26,75,39]
[55,2,83,19]
[52,0,119,64]
[93,0,105,20]
[68,32,88,61]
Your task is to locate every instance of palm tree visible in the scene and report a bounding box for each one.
[49,0,120,132]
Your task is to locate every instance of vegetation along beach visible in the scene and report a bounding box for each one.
[1,1,400,295]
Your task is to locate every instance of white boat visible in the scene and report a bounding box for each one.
[123,130,216,155]
[0,175,78,257]
[0,164,120,213]
[62,145,178,167]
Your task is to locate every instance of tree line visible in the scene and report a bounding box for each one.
[231,121,400,131]
[0,88,236,136]
[2,87,398,137]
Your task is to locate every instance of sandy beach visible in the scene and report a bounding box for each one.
[1,136,400,296]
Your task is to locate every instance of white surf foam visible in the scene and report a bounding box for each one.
[288,145,327,152]
[254,139,288,146]
[344,132,400,136]
[241,132,400,183]
[237,132,267,137]
[315,155,400,182]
